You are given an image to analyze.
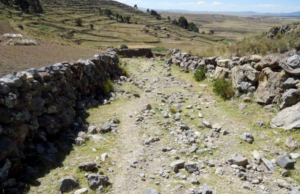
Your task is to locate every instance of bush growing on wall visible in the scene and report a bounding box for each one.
[193,66,206,82]
[213,78,234,100]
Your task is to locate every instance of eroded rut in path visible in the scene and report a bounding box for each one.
[30,58,300,194]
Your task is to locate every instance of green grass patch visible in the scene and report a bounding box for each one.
[193,66,206,82]
[213,78,235,100]
[151,47,167,52]
[100,78,114,96]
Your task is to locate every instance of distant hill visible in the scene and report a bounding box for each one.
[144,7,300,17]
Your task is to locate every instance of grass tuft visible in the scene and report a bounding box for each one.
[213,78,234,100]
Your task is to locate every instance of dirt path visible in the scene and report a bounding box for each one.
[28,58,300,194]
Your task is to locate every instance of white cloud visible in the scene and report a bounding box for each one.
[211,1,222,6]
[197,1,205,5]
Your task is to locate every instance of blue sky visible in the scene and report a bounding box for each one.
[115,0,300,13]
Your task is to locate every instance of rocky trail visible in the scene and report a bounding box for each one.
[27,57,300,194]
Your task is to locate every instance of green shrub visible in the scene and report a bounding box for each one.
[75,18,82,26]
[194,67,206,82]
[100,78,114,96]
[213,78,234,100]
[120,44,128,49]
[118,62,130,77]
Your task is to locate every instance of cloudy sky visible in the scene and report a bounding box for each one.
[115,0,300,13]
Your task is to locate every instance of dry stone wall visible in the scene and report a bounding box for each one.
[117,48,153,58]
[166,48,300,130]
[0,51,123,188]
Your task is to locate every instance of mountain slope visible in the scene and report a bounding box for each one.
[0,0,221,52]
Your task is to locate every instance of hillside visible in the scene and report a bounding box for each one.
[0,0,222,52]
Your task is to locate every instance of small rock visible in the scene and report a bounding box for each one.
[203,120,212,128]
[87,174,109,190]
[88,126,97,134]
[276,153,296,169]
[74,188,89,194]
[241,182,252,190]
[184,162,198,173]
[75,137,85,146]
[58,177,79,192]
[191,177,200,185]
[144,188,159,194]
[290,190,300,194]
[202,183,213,194]
[78,162,96,172]
[229,153,248,167]
[100,122,112,133]
[170,160,185,172]
[101,153,109,161]
[240,132,254,144]
[252,150,261,161]
[262,157,274,171]
[215,167,224,175]
[145,104,152,110]
[282,170,290,177]
[290,153,300,159]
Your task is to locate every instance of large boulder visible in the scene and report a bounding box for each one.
[231,64,259,89]
[254,68,287,104]
[254,54,280,70]
[270,102,300,130]
[280,89,300,110]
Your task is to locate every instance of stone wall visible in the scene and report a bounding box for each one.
[166,48,300,130]
[0,51,123,190]
[117,48,153,58]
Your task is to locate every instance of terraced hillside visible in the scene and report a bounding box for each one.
[0,0,223,52]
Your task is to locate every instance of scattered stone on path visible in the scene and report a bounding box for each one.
[88,126,97,134]
[75,137,85,146]
[170,160,185,173]
[100,122,112,133]
[240,132,254,144]
[276,153,296,169]
[58,177,79,192]
[229,153,248,167]
[74,188,89,194]
[78,162,96,172]
[202,183,213,194]
[144,188,159,194]
[290,153,300,159]
[203,120,212,128]
[252,150,261,161]
[285,137,300,150]
[184,162,199,173]
[101,153,109,161]
[87,174,109,190]
[261,157,274,171]
[290,190,300,194]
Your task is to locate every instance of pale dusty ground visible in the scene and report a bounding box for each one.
[29,58,300,194]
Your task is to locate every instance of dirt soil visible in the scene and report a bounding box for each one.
[0,21,100,76]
